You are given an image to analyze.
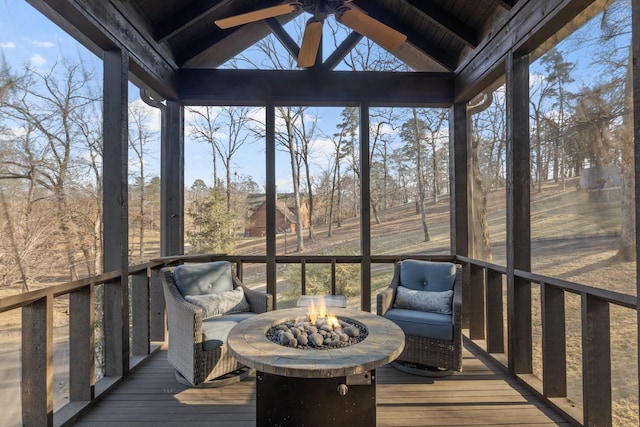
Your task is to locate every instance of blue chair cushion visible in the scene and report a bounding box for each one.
[384,308,453,341]
[400,260,456,292]
[173,261,234,296]
[201,312,257,351]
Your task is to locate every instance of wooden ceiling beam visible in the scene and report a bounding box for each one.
[265,18,300,59]
[27,0,178,99]
[323,31,363,70]
[356,2,458,71]
[155,0,229,44]
[403,0,478,48]
[455,0,593,102]
[495,0,518,10]
[178,69,454,106]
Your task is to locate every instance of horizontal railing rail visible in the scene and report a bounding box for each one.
[456,255,638,427]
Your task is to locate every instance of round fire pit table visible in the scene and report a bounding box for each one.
[227,307,405,427]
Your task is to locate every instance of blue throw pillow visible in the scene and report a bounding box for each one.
[394,285,453,314]
[173,261,233,296]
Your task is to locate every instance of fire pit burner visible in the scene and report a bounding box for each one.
[266,315,368,349]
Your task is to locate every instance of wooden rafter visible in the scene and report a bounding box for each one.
[154,0,229,43]
[358,2,458,71]
[403,0,478,48]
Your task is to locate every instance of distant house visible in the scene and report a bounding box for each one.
[245,194,308,237]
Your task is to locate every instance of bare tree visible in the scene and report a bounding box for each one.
[187,106,221,187]
[128,101,157,262]
[2,59,100,280]
[400,109,430,242]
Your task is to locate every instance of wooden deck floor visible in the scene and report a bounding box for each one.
[73,342,570,426]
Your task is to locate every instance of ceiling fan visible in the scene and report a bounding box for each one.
[214,0,407,68]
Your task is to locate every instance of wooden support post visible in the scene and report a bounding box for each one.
[450,102,470,257]
[632,0,640,411]
[149,267,166,342]
[581,293,611,426]
[22,296,53,427]
[360,101,371,311]
[505,50,532,375]
[450,102,470,326]
[485,268,504,353]
[132,270,150,355]
[541,282,566,398]
[160,100,184,257]
[266,102,277,308]
[69,285,95,401]
[102,49,130,377]
[469,264,485,340]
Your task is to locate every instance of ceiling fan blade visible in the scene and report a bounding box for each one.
[215,2,301,29]
[297,19,323,68]
[338,7,407,52]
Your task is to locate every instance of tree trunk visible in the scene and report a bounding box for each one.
[471,136,492,261]
[617,46,635,261]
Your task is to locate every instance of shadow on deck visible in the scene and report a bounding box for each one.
[73,340,570,426]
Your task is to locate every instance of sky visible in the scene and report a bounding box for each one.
[1,1,631,193]
[0,2,380,193]
[0,1,335,192]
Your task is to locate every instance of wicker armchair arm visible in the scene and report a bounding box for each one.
[377,287,395,316]
[377,262,402,316]
[234,276,273,313]
[452,264,463,326]
[161,268,204,383]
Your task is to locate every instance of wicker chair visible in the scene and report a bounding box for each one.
[377,260,462,376]
[161,261,272,387]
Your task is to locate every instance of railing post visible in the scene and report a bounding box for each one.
[461,261,471,329]
[541,283,566,398]
[582,293,611,426]
[104,277,128,377]
[485,268,504,353]
[69,285,95,401]
[132,270,150,355]
[149,267,166,342]
[301,259,306,295]
[469,264,485,340]
[22,295,53,427]
[331,259,337,296]
[235,260,243,282]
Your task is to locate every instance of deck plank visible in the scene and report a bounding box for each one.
[73,342,569,426]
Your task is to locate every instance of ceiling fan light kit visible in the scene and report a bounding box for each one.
[214,0,407,68]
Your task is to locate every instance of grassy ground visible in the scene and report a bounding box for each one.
[1,178,637,424]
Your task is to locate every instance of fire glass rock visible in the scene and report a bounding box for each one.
[266,315,368,350]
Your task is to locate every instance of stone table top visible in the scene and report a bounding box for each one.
[227,307,405,379]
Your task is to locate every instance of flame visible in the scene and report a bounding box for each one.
[307,298,341,329]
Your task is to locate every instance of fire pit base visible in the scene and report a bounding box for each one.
[256,370,375,427]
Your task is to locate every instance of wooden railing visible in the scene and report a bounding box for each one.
[0,262,167,427]
[2,253,626,426]
[457,255,637,426]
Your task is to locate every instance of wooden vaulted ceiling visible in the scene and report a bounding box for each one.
[133,0,516,72]
[27,0,596,103]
